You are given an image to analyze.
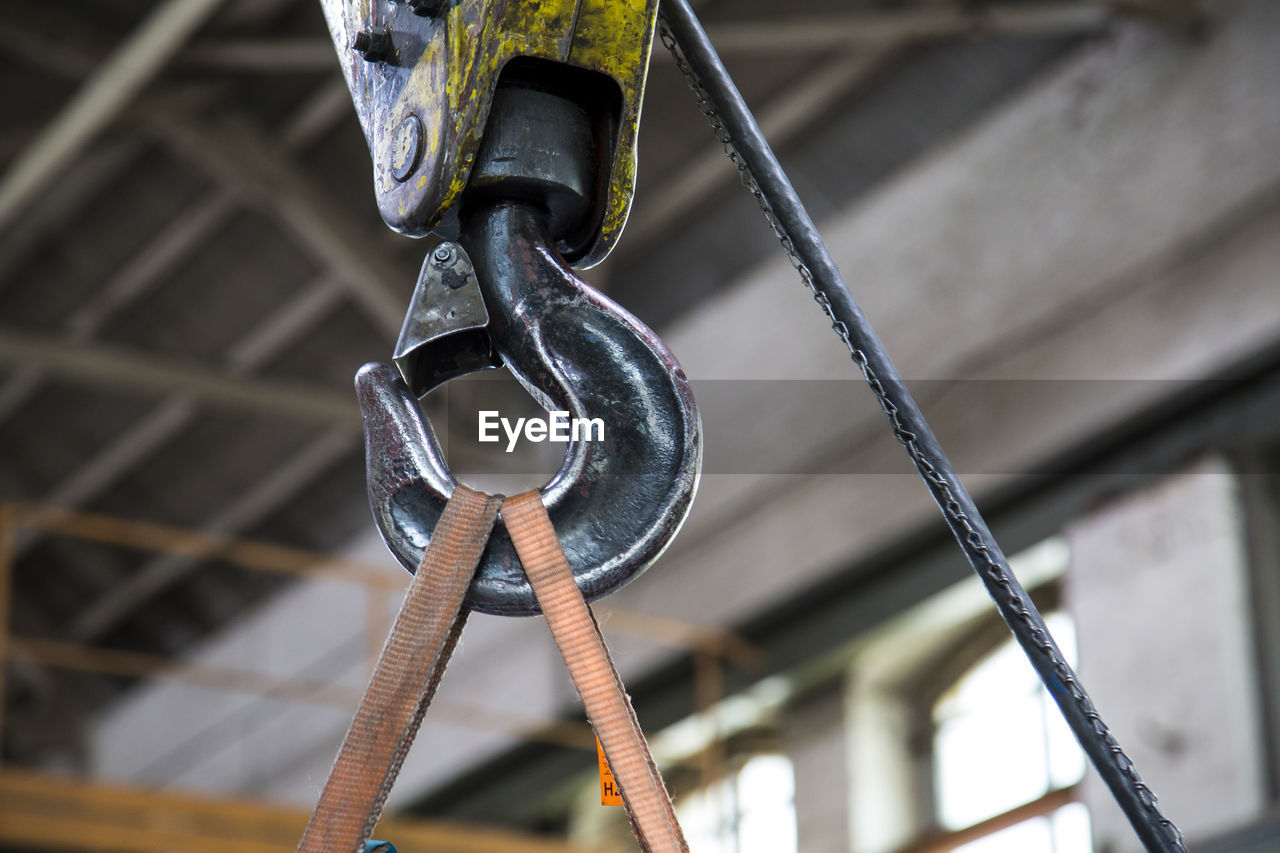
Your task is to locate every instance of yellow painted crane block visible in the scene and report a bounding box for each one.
[321,0,659,267]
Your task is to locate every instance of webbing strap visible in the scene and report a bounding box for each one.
[298,485,502,853]
[299,485,684,853]
[503,490,688,853]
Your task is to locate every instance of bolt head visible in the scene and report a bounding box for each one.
[389,114,423,182]
[432,243,457,267]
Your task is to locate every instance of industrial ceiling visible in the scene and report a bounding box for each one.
[0,0,1207,830]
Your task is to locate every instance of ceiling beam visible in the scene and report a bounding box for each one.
[89,81,349,338]
[628,49,891,246]
[0,327,359,430]
[0,122,45,163]
[152,112,408,338]
[277,79,354,149]
[0,767,588,853]
[9,636,594,751]
[0,79,352,429]
[182,38,340,74]
[0,0,228,234]
[0,243,327,681]
[0,139,143,291]
[0,7,339,80]
[222,0,309,29]
[2,292,356,644]
[157,2,1111,77]
[0,5,324,301]
[11,280,345,558]
[683,2,1108,57]
[597,607,764,669]
[0,65,389,690]
[0,171,226,428]
[67,427,360,643]
[1103,0,1205,26]
[0,5,116,81]
[67,194,239,340]
[632,2,1106,244]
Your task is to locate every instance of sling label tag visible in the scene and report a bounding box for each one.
[597,737,623,806]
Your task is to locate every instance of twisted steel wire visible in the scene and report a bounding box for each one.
[656,3,1185,848]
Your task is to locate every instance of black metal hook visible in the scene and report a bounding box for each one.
[355,198,701,616]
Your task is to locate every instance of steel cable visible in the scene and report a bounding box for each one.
[657,2,1186,849]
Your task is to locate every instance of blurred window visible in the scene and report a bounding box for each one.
[931,611,1090,852]
[677,753,797,853]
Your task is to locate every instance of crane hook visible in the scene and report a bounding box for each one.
[355,78,702,616]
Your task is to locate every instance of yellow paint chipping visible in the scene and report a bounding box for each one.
[368,0,659,266]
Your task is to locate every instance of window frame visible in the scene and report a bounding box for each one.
[672,747,799,853]
[1234,445,1280,804]
[895,582,1089,852]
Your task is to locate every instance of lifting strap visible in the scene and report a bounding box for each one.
[298,486,687,853]
[504,491,688,853]
[298,485,502,852]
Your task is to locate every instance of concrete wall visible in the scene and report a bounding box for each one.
[783,683,854,853]
[1067,457,1267,848]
